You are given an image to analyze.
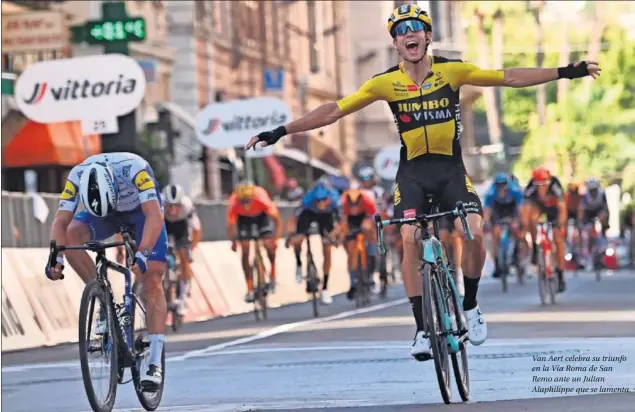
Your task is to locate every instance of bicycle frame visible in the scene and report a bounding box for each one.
[376,201,474,352]
[51,234,139,357]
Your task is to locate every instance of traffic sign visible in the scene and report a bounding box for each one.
[264,68,284,92]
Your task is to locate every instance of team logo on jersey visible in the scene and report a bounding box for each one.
[393,184,401,206]
[465,175,476,195]
[60,180,76,200]
[134,170,155,192]
[122,164,132,177]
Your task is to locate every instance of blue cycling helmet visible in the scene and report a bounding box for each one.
[494,173,510,186]
[313,178,331,201]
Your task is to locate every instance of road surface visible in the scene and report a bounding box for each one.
[3,269,635,411]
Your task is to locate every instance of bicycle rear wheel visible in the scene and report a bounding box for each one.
[79,280,119,412]
[422,264,452,404]
[131,281,165,410]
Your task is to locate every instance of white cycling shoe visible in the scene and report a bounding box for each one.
[94,319,107,336]
[295,266,303,284]
[175,299,186,316]
[321,290,333,305]
[410,331,432,360]
[465,305,487,345]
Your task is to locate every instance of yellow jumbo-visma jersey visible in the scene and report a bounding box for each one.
[337,56,505,162]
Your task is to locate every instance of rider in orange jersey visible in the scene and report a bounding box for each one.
[227,181,282,303]
[340,186,378,300]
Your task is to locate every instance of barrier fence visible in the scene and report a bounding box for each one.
[1,191,298,248]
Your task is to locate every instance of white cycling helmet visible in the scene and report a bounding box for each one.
[162,184,184,204]
[79,162,118,217]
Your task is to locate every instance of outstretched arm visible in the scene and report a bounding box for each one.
[246,77,381,150]
[459,61,601,89]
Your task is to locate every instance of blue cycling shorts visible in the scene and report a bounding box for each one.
[73,209,168,263]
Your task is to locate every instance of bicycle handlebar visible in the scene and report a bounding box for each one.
[49,231,136,277]
[375,201,474,255]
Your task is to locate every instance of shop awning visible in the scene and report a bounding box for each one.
[2,120,101,168]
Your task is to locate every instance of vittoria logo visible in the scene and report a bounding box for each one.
[22,75,138,105]
[15,54,146,125]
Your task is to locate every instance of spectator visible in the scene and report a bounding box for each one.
[283,178,304,202]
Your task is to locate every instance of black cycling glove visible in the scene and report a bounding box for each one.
[557,62,590,79]
[256,126,287,146]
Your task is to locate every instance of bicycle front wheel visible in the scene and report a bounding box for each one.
[448,278,470,401]
[307,259,319,318]
[79,280,119,412]
[422,264,452,404]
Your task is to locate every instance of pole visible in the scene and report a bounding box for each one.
[100,1,138,154]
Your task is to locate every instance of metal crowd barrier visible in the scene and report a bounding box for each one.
[1,191,299,248]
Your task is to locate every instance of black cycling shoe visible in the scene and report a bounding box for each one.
[346,286,356,301]
[531,244,539,265]
[557,271,566,293]
[492,269,500,279]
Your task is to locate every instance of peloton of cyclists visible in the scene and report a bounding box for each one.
[227,180,283,303]
[287,176,341,305]
[483,173,525,280]
[522,167,567,293]
[162,184,202,316]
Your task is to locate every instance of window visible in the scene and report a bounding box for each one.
[236,0,261,48]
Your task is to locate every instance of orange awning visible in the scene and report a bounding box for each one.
[2,121,101,168]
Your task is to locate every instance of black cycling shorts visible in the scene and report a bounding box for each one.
[438,216,456,232]
[237,213,273,240]
[296,209,335,236]
[165,219,190,249]
[527,198,559,224]
[393,159,482,221]
[345,213,367,239]
[490,203,519,225]
[583,208,607,225]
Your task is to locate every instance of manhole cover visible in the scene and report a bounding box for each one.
[264,349,581,368]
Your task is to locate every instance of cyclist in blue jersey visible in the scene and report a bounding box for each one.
[287,176,341,305]
[483,173,525,278]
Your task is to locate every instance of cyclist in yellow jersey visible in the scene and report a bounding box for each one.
[246,4,600,359]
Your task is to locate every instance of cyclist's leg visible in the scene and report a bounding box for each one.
[130,210,168,378]
[599,208,610,237]
[547,208,567,291]
[291,210,312,282]
[66,212,118,283]
[441,170,487,344]
[257,213,276,286]
[523,201,542,263]
[491,220,503,275]
[393,176,429,355]
[236,216,255,299]
[317,212,335,301]
[172,222,191,303]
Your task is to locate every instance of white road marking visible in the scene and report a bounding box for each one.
[168,297,409,361]
[2,297,409,373]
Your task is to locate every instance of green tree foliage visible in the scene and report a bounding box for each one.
[515,26,635,189]
[461,2,635,190]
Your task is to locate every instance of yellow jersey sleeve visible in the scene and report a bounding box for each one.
[336,77,381,114]
[452,62,505,88]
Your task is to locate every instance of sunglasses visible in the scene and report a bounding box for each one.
[392,20,426,37]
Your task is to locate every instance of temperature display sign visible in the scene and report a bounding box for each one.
[85,17,146,44]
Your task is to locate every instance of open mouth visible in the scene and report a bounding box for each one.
[406,40,419,52]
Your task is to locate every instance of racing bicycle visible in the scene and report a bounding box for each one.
[536,219,557,305]
[286,233,321,318]
[238,234,270,321]
[497,218,516,293]
[49,230,165,412]
[376,199,472,405]
[348,229,372,307]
